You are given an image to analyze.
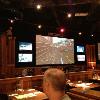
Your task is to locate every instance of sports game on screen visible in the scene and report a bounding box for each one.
[36,35,74,65]
[18,53,32,62]
[15,38,35,67]
[77,55,85,61]
[77,45,85,53]
[19,42,32,50]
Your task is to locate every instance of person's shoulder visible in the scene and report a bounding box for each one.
[61,94,71,100]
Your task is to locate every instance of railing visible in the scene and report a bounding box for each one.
[0,75,43,94]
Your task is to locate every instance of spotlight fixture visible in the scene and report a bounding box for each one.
[36,4,42,10]
[10,19,14,23]
[67,13,72,18]
[78,32,82,35]
[38,24,42,29]
[8,19,14,24]
[91,34,94,37]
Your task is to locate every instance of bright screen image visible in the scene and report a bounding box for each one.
[77,46,84,53]
[77,55,85,61]
[19,42,32,50]
[18,54,32,62]
[36,35,74,65]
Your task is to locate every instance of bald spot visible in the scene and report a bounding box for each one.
[44,68,66,91]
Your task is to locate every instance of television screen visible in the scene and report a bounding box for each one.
[36,35,74,65]
[19,42,32,50]
[77,45,84,53]
[18,53,32,62]
[77,55,85,61]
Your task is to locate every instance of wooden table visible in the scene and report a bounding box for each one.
[89,79,100,83]
[70,83,100,100]
[9,89,48,100]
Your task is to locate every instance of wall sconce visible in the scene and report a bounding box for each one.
[88,61,96,69]
[7,34,12,40]
[6,27,13,45]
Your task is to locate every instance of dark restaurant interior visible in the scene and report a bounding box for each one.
[0,0,100,100]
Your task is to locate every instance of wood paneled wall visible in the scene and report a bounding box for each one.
[0,29,15,75]
[86,44,96,69]
[66,71,93,82]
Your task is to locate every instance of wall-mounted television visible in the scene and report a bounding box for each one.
[36,35,74,66]
[77,45,85,53]
[77,55,85,61]
[19,42,32,51]
[15,38,35,67]
[18,53,32,62]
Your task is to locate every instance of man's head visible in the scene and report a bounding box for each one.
[43,68,66,96]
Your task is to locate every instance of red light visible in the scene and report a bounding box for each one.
[60,28,65,33]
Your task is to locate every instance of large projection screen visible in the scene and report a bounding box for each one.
[36,35,74,65]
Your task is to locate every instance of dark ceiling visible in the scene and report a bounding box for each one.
[0,0,100,42]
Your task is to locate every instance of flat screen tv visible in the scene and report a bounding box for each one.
[77,55,85,61]
[18,53,32,62]
[36,35,74,65]
[19,42,32,50]
[15,38,35,67]
[77,45,85,53]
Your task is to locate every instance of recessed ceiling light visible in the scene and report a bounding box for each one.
[36,4,42,10]
[10,19,14,23]
[78,32,82,35]
[91,34,94,37]
[38,25,42,29]
[67,13,72,18]
[8,19,14,23]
